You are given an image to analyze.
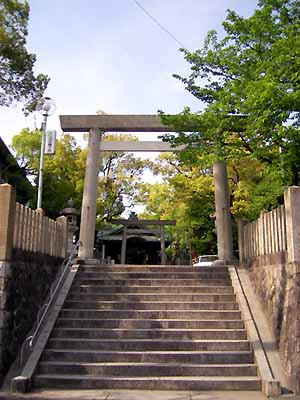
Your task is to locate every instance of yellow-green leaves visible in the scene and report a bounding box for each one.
[162,0,300,186]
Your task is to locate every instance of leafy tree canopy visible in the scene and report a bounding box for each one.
[0,0,49,112]
[12,129,86,216]
[97,134,153,226]
[161,0,300,185]
[11,129,152,221]
[227,157,284,220]
[138,151,284,260]
[137,152,217,258]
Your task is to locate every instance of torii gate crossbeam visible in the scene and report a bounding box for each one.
[60,115,233,263]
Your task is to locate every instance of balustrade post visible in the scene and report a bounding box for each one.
[56,216,68,258]
[284,186,300,263]
[0,184,16,261]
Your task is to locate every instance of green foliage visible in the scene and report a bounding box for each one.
[42,136,86,216]
[161,0,300,185]
[12,129,85,216]
[11,128,41,174]
[11,129,151,221]
[97,134,152,227]
[0,0,49,112]
[227,158,284,220]
[138,153,217,258]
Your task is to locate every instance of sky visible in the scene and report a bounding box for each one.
[0,0,259,149]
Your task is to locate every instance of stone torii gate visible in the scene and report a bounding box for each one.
[60,115,233,262]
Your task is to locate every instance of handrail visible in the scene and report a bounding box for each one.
[20,240,81,367]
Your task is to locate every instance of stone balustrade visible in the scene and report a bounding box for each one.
[13,203,67,258]
[0,184,68,260]
[239,205,287,262]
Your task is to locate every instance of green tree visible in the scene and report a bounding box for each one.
[0,0,49,112]
[11,130,152,221]
[228,158,284,221]
[161,0,300,186]
[97,134,152,226]
[138,153,217,258]
[139,150,284,261]
[12,129,85,216]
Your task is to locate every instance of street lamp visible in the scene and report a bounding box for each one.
[36,97,56,209]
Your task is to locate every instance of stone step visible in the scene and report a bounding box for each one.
[63,300,239,311]
[76,271,230,280]
[59,309,242,320]
[79,266,228,273]
[30,261,260,393]
[71,285,234,294]
[55,318,245,330]
[73,279,231,286]
[67,293,237,302]
[37,361,257,377]
[47,338,250,352]
[41,349,255,364]
[51,327,247,340]
[32,374,261,391]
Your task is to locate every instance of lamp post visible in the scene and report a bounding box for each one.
[36,97,56,209]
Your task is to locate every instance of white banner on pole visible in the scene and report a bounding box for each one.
[45,130,56,154]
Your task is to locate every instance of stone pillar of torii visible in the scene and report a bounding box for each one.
[60,115,234,263]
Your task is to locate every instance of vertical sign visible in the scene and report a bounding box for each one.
[45,130,56,154]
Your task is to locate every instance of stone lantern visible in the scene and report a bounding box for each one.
[60,199,80,255]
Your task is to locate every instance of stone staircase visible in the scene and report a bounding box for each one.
[32,263,261,391]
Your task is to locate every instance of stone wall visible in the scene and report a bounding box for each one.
[0,184,69,383]
[248,253,300,392]
[248,252,287,341]
[238,186,300,393]
[0,250,62,380]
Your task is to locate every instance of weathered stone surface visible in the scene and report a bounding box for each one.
[285,187,300,262]
[60,114,175,133]
[0,262,11,278]
[247,254,300,393]
[11,375,30,393]
[213,162,233,261]
[0,185,16,261]
[0,250,63,383]
[100,141,185,152]
[78,129,101,258]
[0,277,9,292]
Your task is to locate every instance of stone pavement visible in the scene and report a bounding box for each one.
[0,389,282,400]
[1,389,300,400]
